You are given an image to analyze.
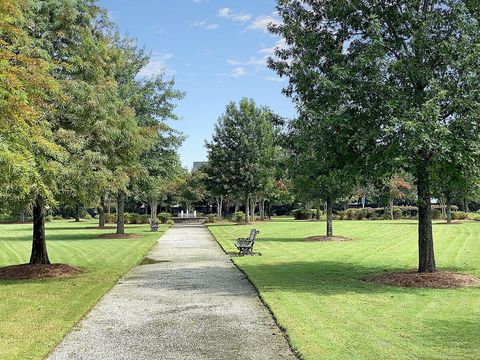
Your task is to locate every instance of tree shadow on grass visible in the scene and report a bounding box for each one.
[257,236,357,243]
[421,318,480,354]
[133,260,427,297]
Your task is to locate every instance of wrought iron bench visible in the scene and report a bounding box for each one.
[235,229,260,256]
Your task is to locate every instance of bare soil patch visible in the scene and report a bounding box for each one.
[367,271,480,289]
[305,235,352,242]
[100,233,144,239]
[0,264,83,280]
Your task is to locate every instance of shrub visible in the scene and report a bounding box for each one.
[355,208,368,220]
[233,211,245,223]
[166,219,175,225]
[207,214,216,223]
[431,208,443,220]
[337,211,347,220]
[123,213,131,224]
[84,213,93,220]
[470,214,480,221]
[105,213,116,223]
[45,215,54,222]
[291,209,313,220]
[53,215,63,220]
[393,207,403,220]
[157,212,172,224]
[140,214,150,224]
[452,211,468,220]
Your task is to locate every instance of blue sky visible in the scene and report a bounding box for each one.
[98,0,295,169]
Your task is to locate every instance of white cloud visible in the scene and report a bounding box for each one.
[264,76,285,82]
[138,53,175,78]
[227,59,242,66]
[218,8,231,18]
[259,38,288,57]
[193,20,219,30]
[218,8,251,23]
[232,14,252,23]
[231,67,247,78]
[247,13,281,32]
[222,38,288,81]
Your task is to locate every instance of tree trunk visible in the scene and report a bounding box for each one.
[151,198,158,222]
[260,199,266,221]
[250,198,255,221]
[417,171,436,273]
[361,195,366,208]
[234,204,239,214]
[75,204,80,222]
[30,196,50,264]
[389,196,394,220]
[464,199,469,215]
[245,194,250,223]
[98,195,106,228]
[326,197,333,237]
[219,196,223,220]
[316,201,321,222]
[216,196,223,220]
[446,194,452,224]
[116,192,125,235]
[440,197,446,218]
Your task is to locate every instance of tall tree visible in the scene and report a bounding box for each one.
[205,99,275,223]
[0,0,61,264]
[269,0,480,272]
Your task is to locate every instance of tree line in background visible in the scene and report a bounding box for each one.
[0,0,184,264]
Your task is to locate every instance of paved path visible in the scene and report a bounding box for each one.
[48,224,296,360]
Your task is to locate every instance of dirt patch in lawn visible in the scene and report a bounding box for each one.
[0,264,84,280]
[100,233,144,239]
[367,271,480,289]
[305,235,352,242]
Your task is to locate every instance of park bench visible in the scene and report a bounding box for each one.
[149,220,159,232]
[235,229,260,256]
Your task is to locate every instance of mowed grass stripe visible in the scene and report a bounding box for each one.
[208,219,480,360]
[0,220,165,360]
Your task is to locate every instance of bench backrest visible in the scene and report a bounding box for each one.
[249,229,260,243]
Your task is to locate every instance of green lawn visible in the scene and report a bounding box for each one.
[0,220,165,360]
[208,219,480,360]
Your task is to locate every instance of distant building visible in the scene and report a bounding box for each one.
[192,161,207,171]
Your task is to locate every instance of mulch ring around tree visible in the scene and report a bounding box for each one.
[100,233,144,239]
[0,264,84,280]
[367,271,480,289]
[305,235,353,242]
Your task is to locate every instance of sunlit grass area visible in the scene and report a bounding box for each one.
[208,219,480,360]
[0,220,165,360]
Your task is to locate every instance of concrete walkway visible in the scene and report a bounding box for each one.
[48,224,296,360]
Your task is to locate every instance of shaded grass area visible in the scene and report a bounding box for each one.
[0,220,166,360]
[208,219,480,360]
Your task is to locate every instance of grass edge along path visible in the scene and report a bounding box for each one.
[207,219,480,360]
[0,220,168,360]
[204,225,303,360]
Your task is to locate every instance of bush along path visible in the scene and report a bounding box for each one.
[48,224,295,360]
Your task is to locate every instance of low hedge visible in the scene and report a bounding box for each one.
[157,212,172,224]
